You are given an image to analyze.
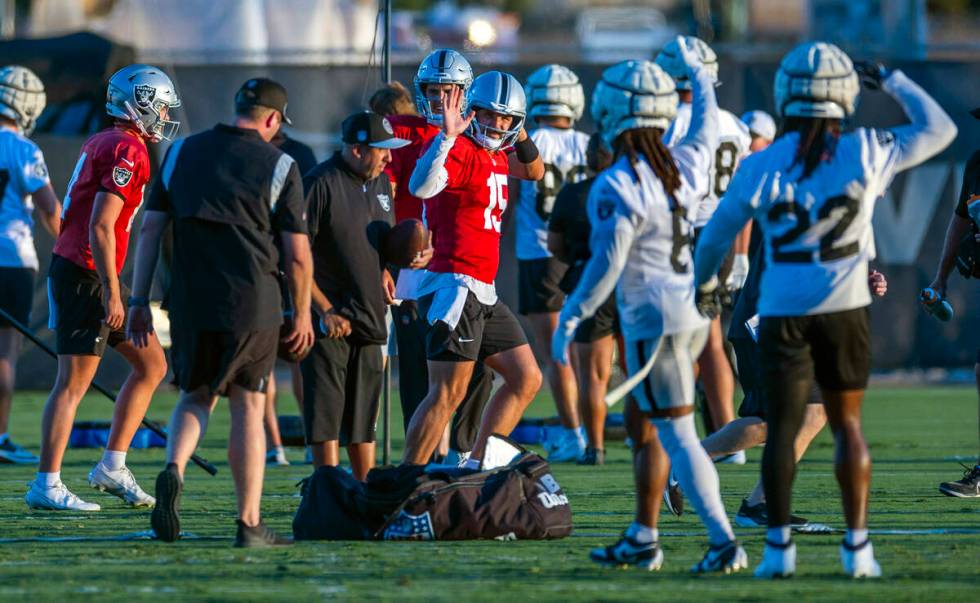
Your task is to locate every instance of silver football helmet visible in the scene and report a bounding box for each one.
[106,64,181,142]
[413,49,474,125]
[591,60,677,145]
[0,66,46,136]
[525,64,585,123]
[655,36,719,90]
[774,41,860,119]
[466,71,526,151]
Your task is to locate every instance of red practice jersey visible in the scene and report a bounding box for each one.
[423,134,510,284]
[385,114,439,223]
[53,126,150,274]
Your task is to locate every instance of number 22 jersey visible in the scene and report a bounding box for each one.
[422,133,511,285]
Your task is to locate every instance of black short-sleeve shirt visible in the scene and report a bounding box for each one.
[955,150,980,220]
[303,151,394,345]
[146,124,307,332]
[548,177,596,293]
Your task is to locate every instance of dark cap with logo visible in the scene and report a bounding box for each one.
[341,111,410,149]
[235,78,292,125]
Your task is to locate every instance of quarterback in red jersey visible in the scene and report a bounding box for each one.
[403,73,544,467]
[26,65,180,512]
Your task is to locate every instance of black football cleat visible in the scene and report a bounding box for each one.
[939,464,980,498]
[234,520,293,548]
[151,463,182,542]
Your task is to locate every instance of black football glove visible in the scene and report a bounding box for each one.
[854,60,889,91]
[695,276,723,319]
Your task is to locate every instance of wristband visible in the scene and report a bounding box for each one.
[514,136,539,163]
[127,296,149,307]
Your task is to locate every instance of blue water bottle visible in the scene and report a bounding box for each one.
[920,288,954,322]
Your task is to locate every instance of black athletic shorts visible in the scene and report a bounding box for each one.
[419,290,527,362]
[0,267,35,327]
[517,257,567,315]
[300,336,382,445]
[732,336,822,420]
[574,293,619,343]
[47,254,128,356]
[171,326,277,396]
[759,307,871,394]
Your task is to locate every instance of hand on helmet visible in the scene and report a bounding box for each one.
[854,60,889,91]
[676,36,703,77]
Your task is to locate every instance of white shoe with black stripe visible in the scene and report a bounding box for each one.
[841,539,881,578]
[753,539,796,578]
[590,534,664,570]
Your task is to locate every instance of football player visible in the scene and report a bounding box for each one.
[516,65,590,463]
[383,49,493,465]
[553,40,746,574]
[695,42,956,578]
[26,64,180,511]
[405,71,544,468]
[546,132,614,466]
[657,37,751,447]
[0,65,61,465]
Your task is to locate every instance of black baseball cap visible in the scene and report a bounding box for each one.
[341,111,410,149]
[235,78,292,125]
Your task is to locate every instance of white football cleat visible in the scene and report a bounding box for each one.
[25,480,101,511]
[0,438,39,464]
[88,463,156,508]
[715,450,747,465]
[841,539,882,578]
[754,540,796,578]
[548,431,585,463]
[691,540,748,574]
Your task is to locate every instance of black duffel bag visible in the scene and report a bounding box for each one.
[293,450,572,541]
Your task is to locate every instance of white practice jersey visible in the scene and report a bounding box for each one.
[515,126,589,260]
[0,129,49,269]
[559,67,719,343]
[695,70,957,317]
[663,103,750,228]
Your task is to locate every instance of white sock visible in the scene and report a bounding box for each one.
[767,526,791,546]
[37,471,61,488]
[0,432,9,444]
[845,528,869,547]
[101,449,127,471]
[462,457,481,471]
[274,445,286,456]
[654,414,734,546]
[626,521,658,544]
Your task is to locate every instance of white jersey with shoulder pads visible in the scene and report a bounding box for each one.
[664,102,750,227]
[579,145,711,341]
[0,128,49,269]
[710,128,900,316]
[515,126,589,260]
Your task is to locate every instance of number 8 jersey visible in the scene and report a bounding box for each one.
[422,133,511,284]
[695,70,956,317]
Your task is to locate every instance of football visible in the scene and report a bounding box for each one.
[383,218,429,268]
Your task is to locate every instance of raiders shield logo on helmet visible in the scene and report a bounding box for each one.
[112,166,133,187]
[134,84,156,108]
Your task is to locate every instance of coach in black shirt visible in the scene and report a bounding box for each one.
[126,77,314,547]
[301,111,408,480]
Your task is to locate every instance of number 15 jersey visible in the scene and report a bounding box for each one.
[422,133,510,284]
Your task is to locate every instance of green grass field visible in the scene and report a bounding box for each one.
[0,385,978,601]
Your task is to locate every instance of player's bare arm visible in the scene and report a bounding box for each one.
[31,182,61,236]
[281,231,315,353]
[126,209,171,347]
[508,127,545,181]
[89,190,126,330]
[928,213,972,297]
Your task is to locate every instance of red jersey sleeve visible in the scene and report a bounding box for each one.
[99,136,150,204]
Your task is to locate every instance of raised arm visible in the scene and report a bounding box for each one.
[880,69,957,172]
[675,38,720,159]
[410,85,471,199]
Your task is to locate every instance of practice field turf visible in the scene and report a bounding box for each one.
[0,386,977,601]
